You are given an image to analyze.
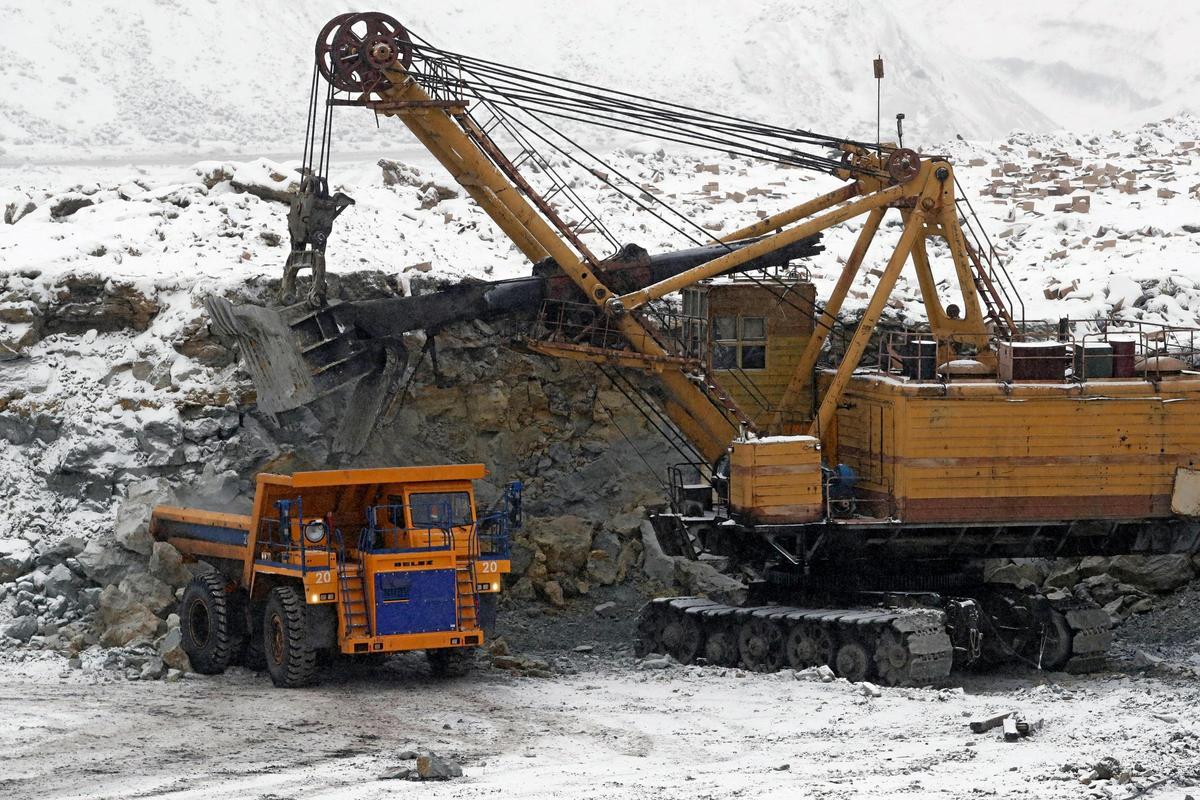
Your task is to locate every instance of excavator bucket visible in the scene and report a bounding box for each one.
[207,235,822,453]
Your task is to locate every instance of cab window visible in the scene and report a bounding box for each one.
[409,491,473,527]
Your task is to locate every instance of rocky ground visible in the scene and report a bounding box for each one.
[2,609,1199,800]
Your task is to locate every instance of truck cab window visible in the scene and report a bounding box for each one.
[409,492,473,527]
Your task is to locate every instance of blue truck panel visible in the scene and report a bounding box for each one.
[156,518,249,547]
[373,569,458,635]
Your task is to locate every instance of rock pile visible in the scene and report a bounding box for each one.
[985,554,1199,626]
[0,481,196,680]
[381,749,465,781]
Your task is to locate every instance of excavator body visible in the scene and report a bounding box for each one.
[151,466,520,687]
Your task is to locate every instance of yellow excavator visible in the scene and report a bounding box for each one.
[213,12,1200,685]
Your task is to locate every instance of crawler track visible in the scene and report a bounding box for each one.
[1046,595,1113,673]
[635,597,954,686]
[636,593,1115,684]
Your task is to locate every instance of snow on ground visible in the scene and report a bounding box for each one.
[1,654,1197,799]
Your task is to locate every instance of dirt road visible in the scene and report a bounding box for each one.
[2,651,1197,800]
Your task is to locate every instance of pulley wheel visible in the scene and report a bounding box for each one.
[886,147,921,183]
[834,640,872,682]
[316,11,413,94]
[738,617,784,672]
[785,622,829,668]
[873,628,911,686]
[660,613,704,664]
[704,629,739,667]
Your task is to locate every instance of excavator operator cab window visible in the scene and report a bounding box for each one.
[712,315,767,370]
[740,317,767,369]
[409,492,473,528]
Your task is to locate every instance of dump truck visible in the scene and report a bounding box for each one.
[150,465,520,687]
[209,12,1200,685]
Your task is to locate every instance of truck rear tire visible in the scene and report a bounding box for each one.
[427,648,472,677]
[264,585,317,687]
[180,573,236,674]
[240,599,267,671]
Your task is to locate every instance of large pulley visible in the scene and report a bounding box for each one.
[316,12,413,96]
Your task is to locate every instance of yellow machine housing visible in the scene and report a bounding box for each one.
[728,436,823,523]
[823,371,1200,524]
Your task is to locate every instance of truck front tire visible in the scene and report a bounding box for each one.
[180,573,236,674]
[264,585,317,687]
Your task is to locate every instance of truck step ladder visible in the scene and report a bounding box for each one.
[454,566,480,631]
[338,561,373,637]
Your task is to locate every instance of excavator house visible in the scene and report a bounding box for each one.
[212,12,1200,686]
[151,467,520,687]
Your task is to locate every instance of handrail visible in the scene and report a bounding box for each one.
[954,175,1025,330]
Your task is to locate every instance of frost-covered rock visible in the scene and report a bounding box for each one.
[43,563,82,600]
[114,477,176,556]
[0,538,34,582]
[157,620,191,672]
[1107,555,1195,593]
[3,616,38,643]
[117,572,175,616]
[148,542,192,589]
[75,541,142,586]
[97,585,162,647]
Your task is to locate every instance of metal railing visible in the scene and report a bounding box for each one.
[473,481,522,561]
[533,298,709,364]
[362,503,457,553]
[873,318,1200,385]
[955,175,1025,330]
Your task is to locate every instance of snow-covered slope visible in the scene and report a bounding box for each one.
[8,0,1196,161]
[928,1,1200,133]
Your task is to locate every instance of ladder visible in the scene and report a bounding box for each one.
[454,563,480,631]
[954,177,1024,337]
[338,559,372,637]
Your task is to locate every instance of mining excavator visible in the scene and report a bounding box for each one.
[211,12,1200,685]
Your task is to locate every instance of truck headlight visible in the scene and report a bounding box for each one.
[303,520,327,544]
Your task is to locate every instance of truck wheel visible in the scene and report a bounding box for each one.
[240,600,267,671]
[427,648,471,677]
[180,573,235,674]
[478,593,499,638]
[264,585,317,687]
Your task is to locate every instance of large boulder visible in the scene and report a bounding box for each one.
[527,515,594,574]
[639,521,676,587]
[674,558,747,606]
[35,536,85,568]
[114,477,176,555]
[43,563,82,600]
[984,560,1041,590]
[2,616,38,643]
[148,542,192,589]
[75,540,142,586]
[0,538,33,582]
[1107,555,1196,593]
[97,585,162,647]
[585,530,622,586]
[118,572,176,615]
[156,620,191,672]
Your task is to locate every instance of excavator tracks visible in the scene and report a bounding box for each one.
[1044,595,1113,674]
[636,593,1115,684]
[635,597,954,687]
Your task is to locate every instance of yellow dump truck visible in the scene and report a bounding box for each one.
[150,465,519,687]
